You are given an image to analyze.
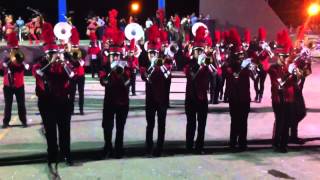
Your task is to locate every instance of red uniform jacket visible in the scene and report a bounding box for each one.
[140,65,169,106]
[225,65,251,103]
[184,59,211,103]
[100,66,130,106]
[46,62,72,99]
[268,63,295,104]
[32,63,47,97]
[88,46,101,61]
[1,60,25,88]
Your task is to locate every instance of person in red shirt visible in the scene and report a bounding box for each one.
[140,24,172,157]
[100,9,131,159]
[226,28,251,152]
[1,31,29,128]
[69,26,85,115]
[184,26,213,154]
[35,22,75,167]
[268,30,295,153]
[251,28,272,103]
[126,39,141,96]
[87,33,101,78]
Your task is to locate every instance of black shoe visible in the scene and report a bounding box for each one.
[132,92,136,96]
[289,137,305,145]
[153,148,162,157]
[274,147,288,153]
[102,146,113,158]
[238,145,247,152]
[257,94,263,103]
[80,111,84,115]
[65,157,74,166]
[22,123,28,128]
[2,123,9,129]
[213,100,219,104]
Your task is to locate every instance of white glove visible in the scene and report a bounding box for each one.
[2,62,8,68]
[36,69,44,77]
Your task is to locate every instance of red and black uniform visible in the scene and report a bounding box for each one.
[140,62,171,156]
[99,62,130,158]
[269,63,295,151]
[88,39,101,78]
[1,58,27,127]
[32,57,50,128]
[184,58,212,152]
[226,57,251,150]
[70,59,85,114]
[43,61,74,164]
[36,22,74,165]
[69,26,85,115]
[100,9,130,158]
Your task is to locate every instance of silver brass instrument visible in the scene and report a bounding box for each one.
[258,41,274,58]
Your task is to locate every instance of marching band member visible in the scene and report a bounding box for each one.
[87,32,101,78]
[100,9,131,158]
[226,28,251,151]
[269,30,294,153]
[209,30,223,104]
[126,39,140,96]
[140,24,172,157]
[35,22,75,165]
[69,26,85,115]
[1,31,29,128]
[3,15,15,39]
[184,25,213,154]
[252,27,272,103]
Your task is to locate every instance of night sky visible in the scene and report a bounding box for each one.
[0,0,306,37]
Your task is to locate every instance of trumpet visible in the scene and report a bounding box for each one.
[146,58,170,82]
[258,41,274,58]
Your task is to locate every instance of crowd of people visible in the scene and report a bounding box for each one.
[0,8,313,176]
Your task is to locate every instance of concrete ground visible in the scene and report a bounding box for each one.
[0,61,320,180]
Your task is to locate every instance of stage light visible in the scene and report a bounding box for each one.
[308,3,320,16]
[131,2,140,13]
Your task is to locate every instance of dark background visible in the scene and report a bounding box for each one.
[0,0,308,38]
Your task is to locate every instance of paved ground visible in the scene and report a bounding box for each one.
[0,61,320,180]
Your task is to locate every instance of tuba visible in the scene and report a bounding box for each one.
[125,23,144,58]
[191,22,209,37]
[54,22,72,43]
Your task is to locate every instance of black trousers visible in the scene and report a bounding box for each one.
[272,102,294,148]
[70,76,85,113]
[3,86,27,125]
[254,69,267,98]
[90,60,99,78]
[145,104,168,152]
[185,100,208,150]
[103,104,129,153]
[130,69,136,94]
[43,97,72,164]
[229,101,250,147]
[209,73,223,103]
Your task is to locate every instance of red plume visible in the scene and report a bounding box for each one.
[160,30,168,44]
[113,30,125,46]
[70,27,80,46]
[258,27,267,41]
[296,25,305,41]
[6,32,18,48]
[214,30,221,44]
[282,30,292,53]
[229,28,242,51]
[194,26,207,47]
[129,39,135,51]
[157,9,165,25]
[147,25,161,50]
[108,9,118,29]
[244,29,250,43]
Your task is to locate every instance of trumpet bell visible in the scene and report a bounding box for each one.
[54,22,72,42]
[125,23,144,41]
[192,22,209,37]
